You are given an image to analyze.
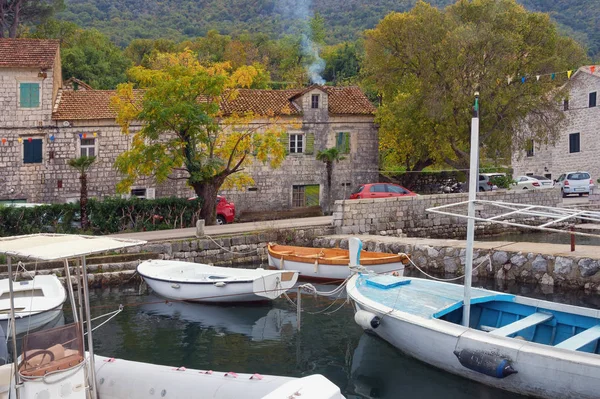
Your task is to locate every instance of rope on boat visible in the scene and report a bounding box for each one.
[84,305,123,335]
[399,252,492,282]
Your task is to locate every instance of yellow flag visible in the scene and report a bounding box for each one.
[567,70,573,79]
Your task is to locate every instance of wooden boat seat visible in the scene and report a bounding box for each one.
[489,312,553,337]
[555,325,600,351]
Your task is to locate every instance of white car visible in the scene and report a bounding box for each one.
[555,171,594,197]
[514,175,554,190]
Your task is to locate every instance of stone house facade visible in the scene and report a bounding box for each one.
[0,39,379,214]
[512,66,600,182]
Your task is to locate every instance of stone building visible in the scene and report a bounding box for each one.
[512,66,600,182]
[0,39,379,214]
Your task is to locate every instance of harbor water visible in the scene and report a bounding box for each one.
[54,273,597,399]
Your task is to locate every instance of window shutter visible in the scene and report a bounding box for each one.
[30,84,40,107]
[590,92,597,108]
[305,132,314,154]
[32,139,43,163]
[343,132,350,154]
[280,133,289,155]
[336,132,344,150]
[20,83,31,107]
[23,141,32,163]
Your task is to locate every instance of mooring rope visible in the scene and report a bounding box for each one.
[399,252,492,282]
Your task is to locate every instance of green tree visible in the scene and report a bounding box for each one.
[61,29,131,89]
[0,0,63,38]
[24,17,78,45]
[364,0,588,178]
[111,51,288,225]
[316,147,345,214]
[322,42,361,84]
[67,155,96,230]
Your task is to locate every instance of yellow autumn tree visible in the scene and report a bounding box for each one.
[111,50,288,225]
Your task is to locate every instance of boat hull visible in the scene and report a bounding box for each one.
[268,254,404,282]
[347,275,600,399]
[0,304,64,336]
[138,260,298,303]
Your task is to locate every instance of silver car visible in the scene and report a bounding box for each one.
[555,172,593,197]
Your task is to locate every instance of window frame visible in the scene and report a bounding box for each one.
[22,138,44,164]
[311,94,320,109]
[525,139,534,157]
[80,137,97,157]
[335,132,351,154]
[289,134,304,154]
[292,185,306,208]
[18,81,42,109]
[569,132,580,154]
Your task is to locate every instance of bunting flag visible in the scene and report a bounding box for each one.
[507,75,513,84]
[17,138,23,143]
[551,73,555,80]
[521,76,526,83]
[27,137,32,143]
[567,70,573,79]
[502,66,600,86]
[78,133,83,139]
[93,132,98,137]
[591,66,596,74]
[536,75,540,81]
[49,135,55,142]
[1,138,6,145]
[83,133,87,139]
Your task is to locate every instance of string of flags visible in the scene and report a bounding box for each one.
[0,132,98,145]
[506,65,597,85]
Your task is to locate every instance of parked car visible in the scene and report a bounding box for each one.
[555,172,594,197]
[514,175,554,190]
[188,195,235,224]
[478,173,505,192]
[349,183,417,199]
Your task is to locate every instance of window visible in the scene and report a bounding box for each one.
[569,133,580,153]
[526,139,534,157]
[336,132,350,154]
[370,184,386,193]
[131,188,146,198]
[386,184,408,194]
[567,172,590,180]
[19,83,40,108]
[23,139,43,164]
[563,99,569,111]
[311,94,319,109]
[590,92,597,108]
[80,138,96,157]
[289,134,304,153]
[292,184,320,207]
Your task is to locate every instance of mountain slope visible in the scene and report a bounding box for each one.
[59,0,598,56]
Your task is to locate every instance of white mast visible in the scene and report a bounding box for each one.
[462,92,480,327]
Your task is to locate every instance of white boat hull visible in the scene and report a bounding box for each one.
[94,355,344,399]
[138,260,298,303]
[0,305,63,336]
[268,254,404,281]
[347,275,600,399]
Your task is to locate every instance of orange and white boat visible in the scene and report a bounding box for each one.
[267,243,410,282]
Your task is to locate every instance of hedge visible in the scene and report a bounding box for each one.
[0,197,203,237]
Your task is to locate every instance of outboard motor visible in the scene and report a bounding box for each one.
[348,237,363,267]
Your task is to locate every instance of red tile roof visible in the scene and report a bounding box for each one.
[0,39,59,69]
[53,86,375,120]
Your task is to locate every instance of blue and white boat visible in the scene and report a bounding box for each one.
[347,94,600,399]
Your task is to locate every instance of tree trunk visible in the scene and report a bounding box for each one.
[193,177,226,226]
[80,172,89,230]
[8,0,20,38]
[325,161,333,214]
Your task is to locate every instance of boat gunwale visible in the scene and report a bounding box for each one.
[267,244,408,266]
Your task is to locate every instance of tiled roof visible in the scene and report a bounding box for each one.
[0,39,59,69]
[53,86,375,120]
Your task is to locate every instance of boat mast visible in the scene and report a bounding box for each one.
[462,92,480,328]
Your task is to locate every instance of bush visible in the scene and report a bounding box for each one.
[0,197,203,237]
[490,175,515,189]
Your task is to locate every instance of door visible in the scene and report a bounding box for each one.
[369,184,387,198]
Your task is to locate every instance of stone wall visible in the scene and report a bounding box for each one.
[313,235,600,291]
[332,189,561,237]
[512,69,600,182]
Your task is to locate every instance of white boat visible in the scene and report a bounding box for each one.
[137,259,299,303]
[268,243,409,282]
[0,275,66,335]
[140,296,297,341]
[0,234,344,399]
[347,95,600,399]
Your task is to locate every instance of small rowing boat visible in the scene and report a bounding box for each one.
[267,243,409,282]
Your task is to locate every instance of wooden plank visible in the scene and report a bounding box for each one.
[489,312,553,337]
[555,325,600,351]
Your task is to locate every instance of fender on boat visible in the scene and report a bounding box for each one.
[453,349,518,378]
[355,310,380,330]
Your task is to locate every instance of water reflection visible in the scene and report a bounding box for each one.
[139,295,297,341]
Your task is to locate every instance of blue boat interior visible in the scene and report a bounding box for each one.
[357,274,600,355]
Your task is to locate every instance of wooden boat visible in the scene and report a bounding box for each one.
[268,243,409,282]
[0,275,66,335]
[0,234,344,399]
[138,259,298,303]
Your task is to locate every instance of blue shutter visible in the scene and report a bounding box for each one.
[30,84,40,108]
[23,139,43,163]
[20,83,31,107]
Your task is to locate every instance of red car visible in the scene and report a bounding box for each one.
[349,183,417,199]
[188,195,235,225]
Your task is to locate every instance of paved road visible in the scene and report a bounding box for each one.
[110,216,333,242]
